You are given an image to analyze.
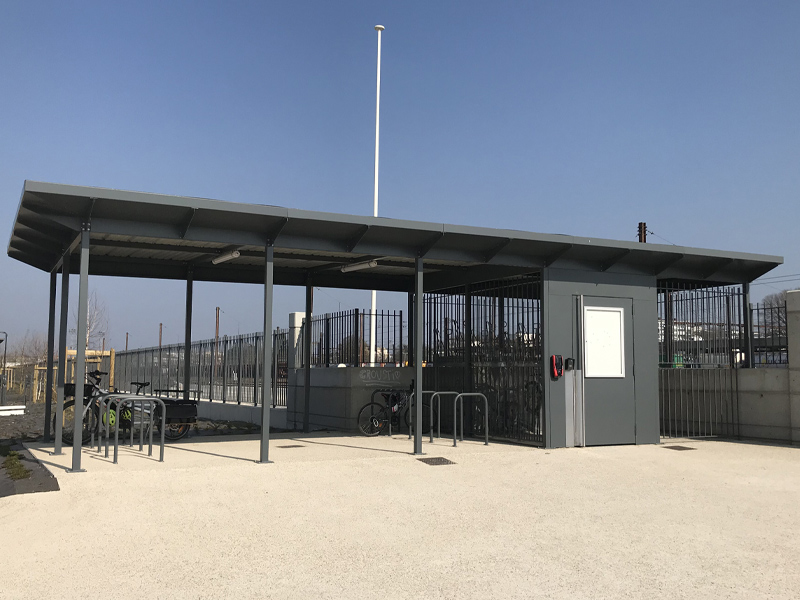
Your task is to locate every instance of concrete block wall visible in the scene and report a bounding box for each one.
[787,290,800,444]
[286,366,414,431]
[733,290,800,444]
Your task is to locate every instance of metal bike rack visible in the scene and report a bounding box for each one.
[406,390,437,440]
[453,393,489,447]
[428,391,459,443]
[407,391,432,439]
[105,396,166,463]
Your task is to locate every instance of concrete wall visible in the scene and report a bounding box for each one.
[663,290,800,445]
[286,366,414,431]
[737,368,792,441]
[197,402,288,430]
[788,290,800,444]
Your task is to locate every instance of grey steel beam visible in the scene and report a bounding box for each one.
[414,257,424,455]
[69,224,91,473]
[653,254,685,276]
[43,271,57,442]
[183,268,193,401]
[303,276,313,433]
[483,238,512,262]
[544,244,573,267]
[179,208,196,239]
[599,249,631,272]
[53,254,70,456]
[346,225,370,252]
[259,244,274,463]
[417,232,444,258]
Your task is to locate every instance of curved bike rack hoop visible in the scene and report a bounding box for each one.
[406,391,435,440]
[428,391,459,443]
[107,396,166,463]
[452,393,489,447]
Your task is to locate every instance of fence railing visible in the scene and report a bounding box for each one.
[657,283,789,368]
[113,309,408,406]
[306,309,406,367]
[114,329,288,407]
[750,300,788,366]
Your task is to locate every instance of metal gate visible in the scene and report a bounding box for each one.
[423,273,544,445]
[658,282,743,438]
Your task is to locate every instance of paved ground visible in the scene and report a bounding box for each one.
[1,434,799,600]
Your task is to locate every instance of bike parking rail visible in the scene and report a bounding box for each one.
[406,390,438,440]
[453,393,489,447]
[428,391,459,443]
[105,395,166,463]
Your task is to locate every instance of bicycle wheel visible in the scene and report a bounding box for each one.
[357,402,389,436]
[160,423,192,441]
[54,400,93,445]
[404,402,434,435]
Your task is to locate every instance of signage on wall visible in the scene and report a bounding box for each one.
[583,306,625,378]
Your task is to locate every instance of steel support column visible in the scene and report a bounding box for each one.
[69,225,90,473]
[303,276,313,433]
[407,291,414,366]
[53,255,70,455]
[183,269,193,401]
[743,282,753,368]
[43,271,57,442]
[259,244,274,463]
[413,257,423,455]
[465,283,473,392]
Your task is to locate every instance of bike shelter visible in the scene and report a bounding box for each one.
[7,181,781,471]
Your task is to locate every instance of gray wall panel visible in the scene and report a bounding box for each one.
[544,268,658,448]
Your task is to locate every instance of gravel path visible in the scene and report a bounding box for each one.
[3,435,800,599]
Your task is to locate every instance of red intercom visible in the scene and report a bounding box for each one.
[551,355,563,379]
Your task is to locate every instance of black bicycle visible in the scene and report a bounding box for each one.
[357,384,435,437]
[56,371,195,444]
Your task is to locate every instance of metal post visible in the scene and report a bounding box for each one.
[370,25,385,367]
[183,270,193,401]
[413,257,423,455]
[69,225,90,473]
[53,257,70,455]
[465,284,472,393]
[259,244,274,463]
[407,292,414,367]
[303,276,313,433]
[237,336,243,404]
[44,271,57,442]
[743,282,753,368]
[222,336,228,403]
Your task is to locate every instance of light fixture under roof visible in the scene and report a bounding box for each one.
[212,250,241,265]
[341,260,378,273]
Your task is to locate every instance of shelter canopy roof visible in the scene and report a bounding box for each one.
[8,181,781,291]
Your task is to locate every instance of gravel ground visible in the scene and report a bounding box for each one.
[3,435,799,599]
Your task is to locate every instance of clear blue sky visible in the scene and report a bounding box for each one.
[1,1,799,350]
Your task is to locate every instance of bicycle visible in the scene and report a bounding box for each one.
[56,372,195,445]
[357,383,436,437]
[56,370,129,445]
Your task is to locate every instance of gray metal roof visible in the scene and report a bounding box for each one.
[8,181,782,291]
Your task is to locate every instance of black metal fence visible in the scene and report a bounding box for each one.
[423,274,544,446]
[750,300,788,366]
[114,308,408,405]
[306,309,406,367]
[114,329,289,407]
[657,282,743,438]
